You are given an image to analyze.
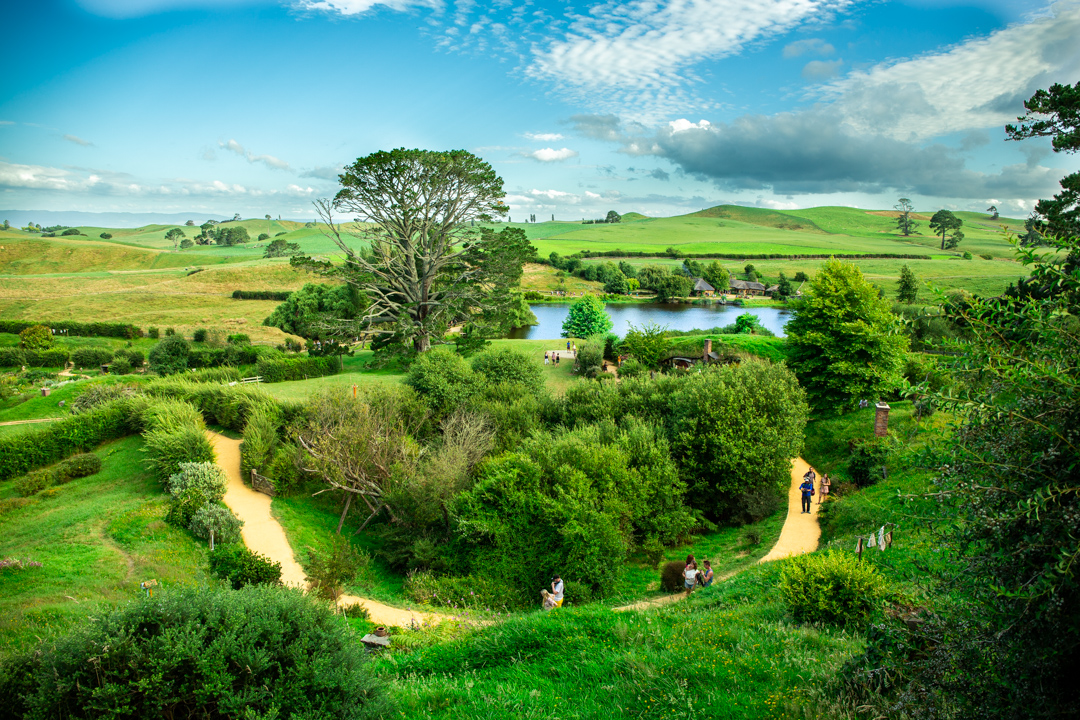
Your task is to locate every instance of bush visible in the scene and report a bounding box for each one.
[0,320,141,339]
[164,461,227,526]
[109,356,132,375]
[575,338,605,378]
[0,347,70,368]
[19,325,53,350]
[227,333,250,345]
[57,453,102,481]
[165,327,176,336]
[617,358,647,379]
[0,585,388,720]
[193,328,208,342]
[14,470,52,497]
[980,253,994,260]
[562,579,595,606]
[145,426,214,484]
[240,405,279,479]
[148,326,159,339]
[61,228,81,236]
[848,438,890,487]
[186,366,242,383]
[780,549,886,625]
[208,544,282,589]
[405,347,477,416]
[71,383,141,413]
[114,348,145,368]
[99,232,112,239]
[660,560,686,592]
[256,355,338,383]
[0,400,133,481]
[470,347,544,395]
[307,536,371,601]
[188,504,244,546]
[149,334,190,375]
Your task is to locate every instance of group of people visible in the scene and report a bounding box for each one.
[798,468,830,513]
[541,574,564,610]
[683,555,714,593]
[544,351,562,365]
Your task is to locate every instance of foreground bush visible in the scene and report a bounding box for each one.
[780,549,886,626]
[208,544,282,589]
[0,585,388,719]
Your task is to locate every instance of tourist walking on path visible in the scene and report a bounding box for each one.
[819,474,830,504]
[799,475,814,513]
[567,340,571,351]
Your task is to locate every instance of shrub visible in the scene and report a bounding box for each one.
[256,355,338,383]
[149,334,190,375]
[145,426,215,484]
[962,250,973,260]
[227,333,250,345]
[0,400,132,481]
[240,405,279,479]
[562,580,595,606]
[165,327,176,336]
[19,325,53,350]
[57,453,102,481]
[114,348,145,368]
[660,561,686,592]
[70,383,140,413]
[192,328,208,342]
[186,366,242,383]
[164,461,227,526]
[848,438,890,487]
[0,585,388,720]
[780,549,886,625]
[980,253,993,260]
[14,470,52,497]
[188,504,244,546]
[404,347,477,416]
[148,326,159,339]
[232,289,292,301]
[618,358,647,379]
[99,232,112,239]
[61,227,81,236]
[470,347,544,395]
[575,338,605,378]
[109,357,132,375]
[0,348,23,367]
[307,536,371,601]
[741,528,763,547]
[208,544,282,589]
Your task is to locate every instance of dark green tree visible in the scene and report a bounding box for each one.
[1021,215,1045,246]
[606,210,621,223]
[703,260,730,294]
[785,258,909,411]
[743,263,757,280]
[929,209,963,250]
[896,264,918,304]
[775,272,793,298]
[264,237,301,258]
[180,237,193,249]
[148,334,191,375]
[1007,81,1080,235]
[263,283,363,339]
[561,295,612,338]
[305,149,530,353]
[621,322,670,369]
[895,197,918,236]
[215,226,250,246]
[164,227,185,250]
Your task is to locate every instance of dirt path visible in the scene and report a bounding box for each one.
[207,431,450,627]
[758,457,821,562]
[614,456,820,612]
[0,417,60,427]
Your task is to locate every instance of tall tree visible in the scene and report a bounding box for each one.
[929,209,963,250]
[606,210,621,223]
[703,260,730,294]
[164,227,186,250]
[1007,81,1080,236]
[785,258,909,411]
[305,148,530,353]
[987,204,999,220]
[561,295,613,338]
[895,198,918,236]
[896,264,918,304]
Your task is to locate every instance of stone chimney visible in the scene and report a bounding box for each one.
[874,402,890,437]
[703,339,712,363]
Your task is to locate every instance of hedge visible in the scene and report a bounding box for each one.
[71,347,114,369]
[257,355,339,383]
[0,348,70,368]
[143,379,286,432]
[0,320,142,339]
[231,290,292,301]
[0,400,135,481]
[546,250,934,261]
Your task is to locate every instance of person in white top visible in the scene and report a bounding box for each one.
[550,574,564,608]
[684,561,698,593]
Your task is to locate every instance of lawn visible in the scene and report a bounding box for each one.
[0,435,208,652]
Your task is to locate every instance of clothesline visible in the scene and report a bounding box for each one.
[854,522,898,558]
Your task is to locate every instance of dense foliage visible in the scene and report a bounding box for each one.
[786,258,909,411]
[0,319,141,338]
[0,585,388,719]
[208,544,283,589]
[262,283,362,338]
[148,334,191,375]
[561,295,613,338]
[780,549,886,626]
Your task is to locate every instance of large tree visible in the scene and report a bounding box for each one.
[561,295,613,338]
[929,209,963,250]
[703,260,730,294]
[896,264,918,304]
[305,148,531,353]
[785,258,909,411]
[895,197,918,236]
[164,227,185,250]
[1007,81,1080,236]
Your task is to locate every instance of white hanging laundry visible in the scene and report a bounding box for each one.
[878,526,886,551]
[867,532,876,548]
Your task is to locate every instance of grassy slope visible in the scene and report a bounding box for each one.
[0,436,208,652]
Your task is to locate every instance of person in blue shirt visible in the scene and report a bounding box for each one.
[799,475,814,513]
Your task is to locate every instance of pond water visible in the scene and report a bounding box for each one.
[509,302,790,339]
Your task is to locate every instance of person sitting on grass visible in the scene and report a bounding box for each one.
[548,574,564,609]
[683,559,698,594]
[699,560,714,588]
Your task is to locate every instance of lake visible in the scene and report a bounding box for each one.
[509,302,791,339]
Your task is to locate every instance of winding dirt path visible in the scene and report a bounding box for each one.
[0,417,60,427]
[614,456,820,612]
[207,431,449,627]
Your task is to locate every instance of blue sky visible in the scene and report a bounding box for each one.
[2,0,1079,220]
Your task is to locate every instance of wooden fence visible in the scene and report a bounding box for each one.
[250,469,275,497]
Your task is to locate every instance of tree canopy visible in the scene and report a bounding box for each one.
[896,264,918,304]
[300,148,533,353]
[262,283,363,339]
[895,198,918,236]
[929,209,963,250]
[164,227,185,249]
[561,295,613,338]
[785,258,909,411]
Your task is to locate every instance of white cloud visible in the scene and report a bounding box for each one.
[783,38,835,58]
[0,162,88,192]
[802,59,843,80]
[526,147,579,162]
[524,132,565,141]
[820,1,1080,140]
[527,0,853,112]
[0,120,15,126]
[297,0,439,16]
[529,188,577,200]
[219,138,292,171]
[63,134,94,147]
[669,119,711,133]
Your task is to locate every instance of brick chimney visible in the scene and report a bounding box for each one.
[703,339,712,363]
[874,402,890,437]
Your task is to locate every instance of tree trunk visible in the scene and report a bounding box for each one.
[336,491,353,534]
[414,333,431,353]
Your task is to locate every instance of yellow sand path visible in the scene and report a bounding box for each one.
[615,456,820,612]
[207,431,448,627]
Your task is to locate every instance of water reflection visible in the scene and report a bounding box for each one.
[509,302,790,339]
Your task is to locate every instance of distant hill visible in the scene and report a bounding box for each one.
[620,212,649,222]
[0,211,320,229]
